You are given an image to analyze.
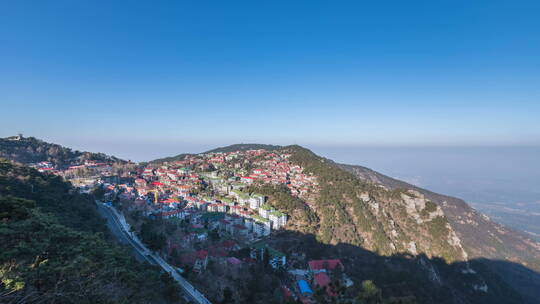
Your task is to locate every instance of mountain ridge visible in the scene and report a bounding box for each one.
[338,162,540,264]
[204,143,282,154]
[148,143,282,164]
[0,135,125,168]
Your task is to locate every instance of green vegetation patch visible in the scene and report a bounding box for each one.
[0,159,179,303]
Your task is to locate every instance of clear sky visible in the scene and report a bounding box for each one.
[1,1,539,161]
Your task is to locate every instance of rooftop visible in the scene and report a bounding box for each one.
[260,204,273,210]
[252,215,269,223]
[270,210,285,217]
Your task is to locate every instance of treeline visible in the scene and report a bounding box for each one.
[0,159,181,303]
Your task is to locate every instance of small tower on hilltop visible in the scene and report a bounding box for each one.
[8,133,23,141]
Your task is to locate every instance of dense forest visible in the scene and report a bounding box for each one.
[0,159,180,303]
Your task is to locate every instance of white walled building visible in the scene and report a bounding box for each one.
[269,211,288,229]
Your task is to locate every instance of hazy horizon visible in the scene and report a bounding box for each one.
[3,133,539,221]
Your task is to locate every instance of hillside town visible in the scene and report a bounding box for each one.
[32,148,352,303]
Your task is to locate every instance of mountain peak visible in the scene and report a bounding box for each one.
[203,143,282,154]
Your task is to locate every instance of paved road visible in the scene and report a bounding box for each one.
[97,202,212,304]
[97,204,151,263]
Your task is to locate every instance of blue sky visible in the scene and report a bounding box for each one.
[1,1,539,161]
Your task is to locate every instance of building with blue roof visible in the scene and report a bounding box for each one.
[297,279,313,294]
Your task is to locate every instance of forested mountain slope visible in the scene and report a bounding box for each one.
[0,159,179,303]
[0,135,124,168]
[337,162,540,303]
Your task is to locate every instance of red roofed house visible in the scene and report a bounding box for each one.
[69,165,86,170]
[313,272,337,297]
[160,198,179,205]
[314,272,331,287]
[181,250,209,273]
[135,178,147,187]
[241,176,254,183]
[221,240,239,251]
[308,259,344,273]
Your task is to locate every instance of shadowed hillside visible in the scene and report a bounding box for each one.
[338,162,540,302]
[266,229,532,304]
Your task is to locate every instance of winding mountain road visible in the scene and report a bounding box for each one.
[97,202,212,304]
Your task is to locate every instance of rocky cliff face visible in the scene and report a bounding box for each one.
[337,162,540,303]
[285,146,472,263]
[339,163,540,269]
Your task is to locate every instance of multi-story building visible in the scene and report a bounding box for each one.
[258,204,272,219]
[249,193,266,209]
[251,241,286,269]
[269,210,287,229]
[252,215,271,236]
[217,203,228,213]
[244,219,253,231]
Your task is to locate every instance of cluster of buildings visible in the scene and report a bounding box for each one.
[105,149,318,274]
[247,153,318,198]
[32,161,55,173]
[124,149,320,239]
[284,259,353,303]
[173,239,288,275]
[31,159,121,193]
[32,159,115,174]
[134,149,318,200]
[86,147,353,303]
